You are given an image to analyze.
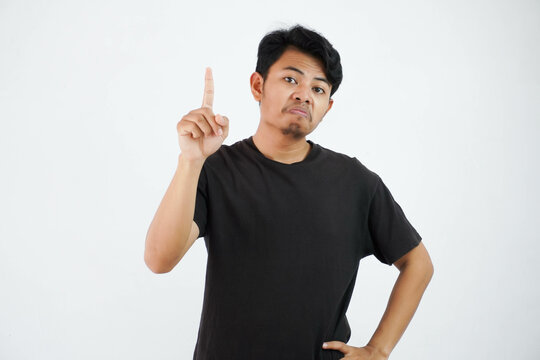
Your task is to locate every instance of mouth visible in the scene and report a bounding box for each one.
[288,108,309,118]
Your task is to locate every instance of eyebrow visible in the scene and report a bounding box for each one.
[282,66,331,87]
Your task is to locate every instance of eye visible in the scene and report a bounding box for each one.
[313,87,325,94]
[284,76,297,84]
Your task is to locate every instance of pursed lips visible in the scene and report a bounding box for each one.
[288,107,309,118]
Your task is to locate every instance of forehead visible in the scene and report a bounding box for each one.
[268,47,326,77]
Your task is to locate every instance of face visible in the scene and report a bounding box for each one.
[250,47,334,140]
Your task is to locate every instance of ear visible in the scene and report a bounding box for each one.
[250,72,264,102]
[322,98,334,118]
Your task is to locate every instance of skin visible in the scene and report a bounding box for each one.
[249,47,434,358]
[323,242,434,359]
[148,47,434,359]
[250,46,334,164]
[144,67,229,274]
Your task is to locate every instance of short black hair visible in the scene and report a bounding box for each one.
[255,24,343,97]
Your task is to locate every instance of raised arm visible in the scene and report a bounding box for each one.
[144,68,230,273]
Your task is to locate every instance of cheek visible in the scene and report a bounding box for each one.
[314,102,328,116]
[260,97,279,115]
[262,93,282,110]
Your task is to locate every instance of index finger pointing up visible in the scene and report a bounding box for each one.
[202,67,214,109]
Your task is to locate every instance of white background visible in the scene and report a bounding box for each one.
[1,0,539,359]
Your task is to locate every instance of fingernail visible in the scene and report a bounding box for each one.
[218,128,223,136]
[322,343,328,348]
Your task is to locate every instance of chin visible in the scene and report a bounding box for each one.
[281,123,308,139]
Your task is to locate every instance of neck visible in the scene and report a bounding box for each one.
[252,127,312,165]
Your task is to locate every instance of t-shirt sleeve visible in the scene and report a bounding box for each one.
[193,164,208,239]
[367,176,422,266]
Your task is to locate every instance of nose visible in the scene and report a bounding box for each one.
[293,85,311,104]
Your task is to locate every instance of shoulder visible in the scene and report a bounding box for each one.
[198,138,254,180]
[201,138,246,165]
[316,142,381,184]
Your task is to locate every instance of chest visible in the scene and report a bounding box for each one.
[206,167,368,263]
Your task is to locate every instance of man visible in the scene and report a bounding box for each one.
[145,24,434,360]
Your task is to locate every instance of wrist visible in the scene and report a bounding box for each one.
[365,343,391,358]
[178,153,205,168]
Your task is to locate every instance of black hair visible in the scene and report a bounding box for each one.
[255,24,343,97]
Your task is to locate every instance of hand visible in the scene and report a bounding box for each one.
[176,67,229,161]
[322,341,389,360]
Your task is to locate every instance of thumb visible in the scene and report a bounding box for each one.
[215,114,229,138]
[216,114,229,126]
[322,341,347,351]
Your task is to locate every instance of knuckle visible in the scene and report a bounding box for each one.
[198,123,211,134]
[178,118,189,129]
[202,107,214,117]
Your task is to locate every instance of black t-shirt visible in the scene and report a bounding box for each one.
[191,136,422,360]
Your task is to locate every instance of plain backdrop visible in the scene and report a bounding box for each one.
[1,0,539,359]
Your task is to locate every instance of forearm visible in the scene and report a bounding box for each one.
[144,153,205,272]
[367,262,434,357]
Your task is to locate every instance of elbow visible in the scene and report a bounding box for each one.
[422,259,435,284]
[425,254,435,276]
[146,262,173,274]
[418,255,434,277]
[144,249,175,274]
